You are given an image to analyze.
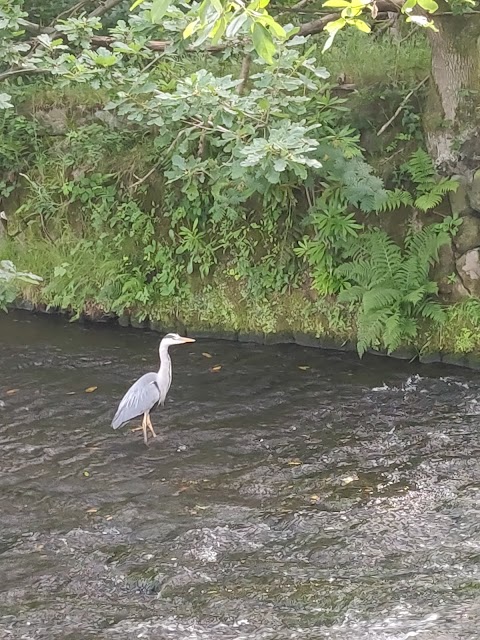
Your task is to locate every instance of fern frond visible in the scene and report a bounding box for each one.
[419,301,446,323]
[383,311,405,353]
[404,227,449,264]
[415,192,443,212]
[338,284,367,303]
[370,233,401,279]
[357,308,390,356]
[375,188,413,213]
[336,259,372,286]
[401,317,418,340]
[404,149,435,187]
[435,178,459,194]
[362,287,400,313]
[403,286,427,305]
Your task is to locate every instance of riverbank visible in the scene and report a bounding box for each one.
[10,295,480,372]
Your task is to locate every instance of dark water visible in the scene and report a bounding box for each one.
[0,312,479,639]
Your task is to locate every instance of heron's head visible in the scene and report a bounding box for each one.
[161,332,195,348]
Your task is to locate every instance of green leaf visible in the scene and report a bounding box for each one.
[130,0,145,9]
[274,158,287,172]
[259,14,286,39]
[210,0,224,13]
[183,19,199,39]
[252,22,276,64]
[226,12,248,37]
[349,19,371,33]
[322,17,346,52]
[323,0,350,6]
[151,0,170,24]
[401,0,417,11]
[417,0,439,10]
[0,93,13,109]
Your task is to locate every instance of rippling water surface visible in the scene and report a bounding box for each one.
[0,311,479,639]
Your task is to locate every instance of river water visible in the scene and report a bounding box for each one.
[0,311,479,639]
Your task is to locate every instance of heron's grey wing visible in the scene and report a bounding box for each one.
[111,372,160,429]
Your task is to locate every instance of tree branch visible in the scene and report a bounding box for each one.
[377,75,428,136]
[237,53,252,95]
[54,0,93,23]
[0,67,49,82]
[3,0,407,85]
[89,0,124,18]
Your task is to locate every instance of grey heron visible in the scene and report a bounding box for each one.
[111,332,195,444]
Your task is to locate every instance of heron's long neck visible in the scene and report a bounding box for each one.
[158,342,172,400]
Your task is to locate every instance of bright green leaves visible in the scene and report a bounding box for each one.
[0,93,13,109]
[128,0,287,64]
[150,0,171,24]
[0,260,42,312]
[417,0,439,10]
[252,23,276,65]
[401,0,439,30]
[321,0,371,51]
[323,18,346,53]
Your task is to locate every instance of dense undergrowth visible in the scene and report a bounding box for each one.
[2,4,480,357]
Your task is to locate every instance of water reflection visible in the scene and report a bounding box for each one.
[0,311,479,639]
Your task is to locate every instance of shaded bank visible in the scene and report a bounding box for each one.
[10,300,480,372]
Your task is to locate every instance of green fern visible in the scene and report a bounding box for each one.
[375,150,459,215]
[403,149,436,187]
[337,227,449,356]
[375,188,413,213]
[403,149,459,212]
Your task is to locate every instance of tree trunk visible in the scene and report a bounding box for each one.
[424,8,480,176]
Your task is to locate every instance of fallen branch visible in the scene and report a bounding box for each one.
[377,75,428,136]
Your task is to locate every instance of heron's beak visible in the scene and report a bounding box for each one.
[180,336,195,343]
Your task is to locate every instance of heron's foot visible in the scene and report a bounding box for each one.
[146,415,158,440]
[130,426,144,433]
[147,425,157,439]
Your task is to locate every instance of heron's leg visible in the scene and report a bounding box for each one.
[131,413,145,433]
[146,413,157,439]
[142,412,149,445]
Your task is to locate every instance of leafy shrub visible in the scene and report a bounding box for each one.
[337,227,450,355]
[0,259,42,311]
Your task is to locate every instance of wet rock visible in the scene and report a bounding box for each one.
[390,347,417,361]
[464,353,480,370]
[35,108,68,135]
[469,168,480,213]
[449,174,471,216]
[118,314,130,327]
[367,348,387,357]
[453,215,480,255]
[149,319,166,333]
[419,352,442,364]
[13,297,35,312]
[456,248,480,295]
[130,317,148,329]
[441,353,468,368]
[238,331,264,344]
[194,329,238,341]
[293,332,320,349]
[264,332,295,345]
